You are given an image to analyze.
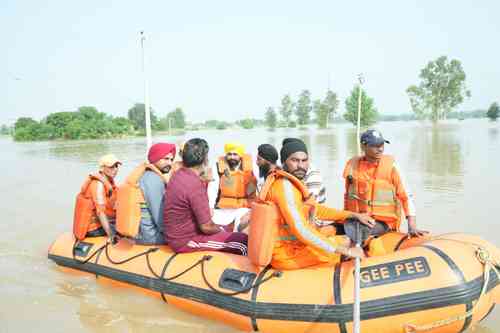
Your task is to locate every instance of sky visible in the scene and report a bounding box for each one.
[2,0,500,125]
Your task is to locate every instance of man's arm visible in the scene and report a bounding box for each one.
[190,179,222,235]
[93,181,115,241]
[140,172,166,231]
[273,179,364,258]
[392,162,426,237]
[207,163,220,208]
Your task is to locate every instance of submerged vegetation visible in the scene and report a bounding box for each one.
[11,104,189,142]
[13,107,134,141]
[6,56,497,141]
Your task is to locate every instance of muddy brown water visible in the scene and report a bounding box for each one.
[1,119,499,332]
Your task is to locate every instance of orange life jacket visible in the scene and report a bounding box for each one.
[73,173,116,240]
[248,169,314,267]
[115,163,168,238]
[344,155,401,230]
[216,154,256,209]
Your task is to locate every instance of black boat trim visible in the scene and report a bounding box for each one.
[333,263,347,333]
[48,253,499,323]
[251,265,272,331]
[421,245,472,332]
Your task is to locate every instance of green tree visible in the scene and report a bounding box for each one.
[265,106,277,129]
[324,90,339,125]
[165,107,186,129]
[295,90,312,126]
[279,94,294,127]
[238,118,255,129]
[344,85,379,127]
[14,122,53,141]
[127,103,158,130]
[15,117,38,131]
[313,99,327,128]
[314,90,338,128]
[487,102,500,121]
[406,56,471,122]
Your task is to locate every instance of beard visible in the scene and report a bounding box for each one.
[290,168,307,180]
[227,158,240,169]
[258,163,271,178]
[161,165,172,174]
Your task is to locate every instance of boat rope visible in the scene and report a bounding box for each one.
[146,253,211,281]
[404,244,500,333]
[200,257,282,296]
[104,244,159,265]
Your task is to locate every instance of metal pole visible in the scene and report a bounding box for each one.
[354,73,364,333]
[141,31,152,150]
[356,74,364,155]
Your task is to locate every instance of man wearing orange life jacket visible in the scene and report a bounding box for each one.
[116,143,176,245]
[73,154,121,243]
[342,129,427,245]
[257,140,373,270]
[208,142,257,231]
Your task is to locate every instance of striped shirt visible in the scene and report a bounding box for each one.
[303,164,327,204]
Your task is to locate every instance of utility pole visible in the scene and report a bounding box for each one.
[140,31,152,150]
[356,73,364,155]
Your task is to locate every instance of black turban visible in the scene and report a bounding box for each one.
[280,139,308,164]
[257,144,278,163]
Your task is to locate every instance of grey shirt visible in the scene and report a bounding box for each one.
[137,170,166,244]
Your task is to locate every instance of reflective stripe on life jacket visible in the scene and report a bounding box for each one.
[115,163,167,238]
[344,155,401,230]
[216,154,256,208]
[73,173,115,240]
[248,169,314,266]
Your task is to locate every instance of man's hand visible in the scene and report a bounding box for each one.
[237,211,251,232]
[342,246,365,259]
[407,216,428,238]
[351,213,376,228]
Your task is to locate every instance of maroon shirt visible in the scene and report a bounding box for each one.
[164,167,212,251]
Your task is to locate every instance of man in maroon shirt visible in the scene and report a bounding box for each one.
[164,138,248,255]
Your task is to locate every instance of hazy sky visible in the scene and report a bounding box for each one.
[2,1,499,125]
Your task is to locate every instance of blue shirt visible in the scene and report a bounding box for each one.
[137,170,167,244]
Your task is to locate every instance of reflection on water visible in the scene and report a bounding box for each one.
[1,119,499,333]
[345,127,359,158]
[409,123,464,194]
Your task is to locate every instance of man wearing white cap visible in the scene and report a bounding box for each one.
[73,154,121,243]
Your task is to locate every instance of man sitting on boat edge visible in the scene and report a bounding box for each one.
[115,143,176,245]
[341,129,428,255]
[73,154,121,243]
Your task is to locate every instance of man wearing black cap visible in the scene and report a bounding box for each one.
[256,143,278,184]
[280,138,327,204]
[342,129,426,254]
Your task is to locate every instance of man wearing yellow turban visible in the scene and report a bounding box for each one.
[207,142,257,232]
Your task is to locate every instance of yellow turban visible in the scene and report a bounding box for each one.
[224,142,245,157]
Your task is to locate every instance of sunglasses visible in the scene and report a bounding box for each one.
[107,163,120,169]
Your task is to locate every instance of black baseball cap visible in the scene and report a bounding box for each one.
[360,129,390,146]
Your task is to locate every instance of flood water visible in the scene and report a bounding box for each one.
[1,119,499,332]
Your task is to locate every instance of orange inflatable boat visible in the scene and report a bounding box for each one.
[48,232,500,333]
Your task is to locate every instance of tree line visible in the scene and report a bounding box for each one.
[6,55,499,141]
[11,104,188,141]
[263,55,499,129]
[264,87,379,129]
